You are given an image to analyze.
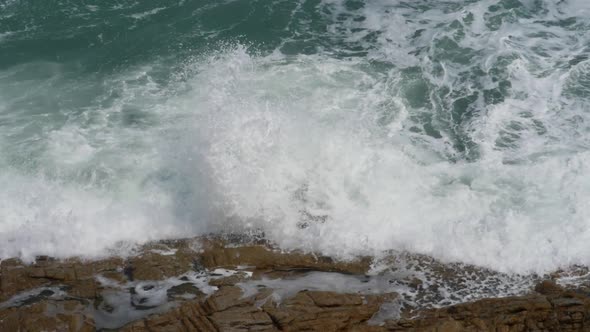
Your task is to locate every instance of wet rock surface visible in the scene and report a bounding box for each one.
[384,281,590,331]
[115,284,393,332]
[198,239,372,275]
[1,238,590,331]
[0,300,95,332]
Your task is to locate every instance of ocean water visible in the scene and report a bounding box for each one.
[1,0,590,274]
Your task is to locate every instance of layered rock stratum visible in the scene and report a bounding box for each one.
[1,238,590,331]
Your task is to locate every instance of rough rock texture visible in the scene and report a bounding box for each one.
[0,255,124,302]
[0,300,95,332]
[119,286,393,332]
[113,280,590,332]
[263,291,396,331]
[0,239,373,331]
[3,239,590,331]
[199,239,372,274]
[384,281,590,332]
[1,238,370,302]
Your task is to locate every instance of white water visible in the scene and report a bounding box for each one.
[1,0,590,275]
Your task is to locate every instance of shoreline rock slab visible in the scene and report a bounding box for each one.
[118,287,394,332]
[2,238,590,331]
[383,282,590,331]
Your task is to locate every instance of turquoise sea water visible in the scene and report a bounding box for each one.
[1,0,590,274]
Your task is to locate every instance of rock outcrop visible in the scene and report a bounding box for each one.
[112,280,590,332]
[198,239,371,274]
[2,238,590,331]
[119,287,393,332]
[385,284,590,331]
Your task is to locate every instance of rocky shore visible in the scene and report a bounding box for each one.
[1,237,590,331]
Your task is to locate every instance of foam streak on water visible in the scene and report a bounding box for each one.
[0,0,590,275]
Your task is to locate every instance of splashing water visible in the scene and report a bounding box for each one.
[1,0,590,275]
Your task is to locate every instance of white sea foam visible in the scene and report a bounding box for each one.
[179,45,590,274]
[130,7,166,20]
[1,0,590,276]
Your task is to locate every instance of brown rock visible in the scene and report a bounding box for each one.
[119,300,217,332]
[209,306,276,331]
[1,260,49,301]
[27,266,47,278]
[535,280,564,296]
[6,239,590,332]
[68,278,98,298]
[383,282,590,332]
[307,291,364,307]
[126,250,196,281]
[265,291,391,331]
[167,282,205,300]
[437,319,463,332]
[209,272,250,286]
[199,240,371,274]
[0,300,95,332]
[204,286,253,312]
[100,270,127,283]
